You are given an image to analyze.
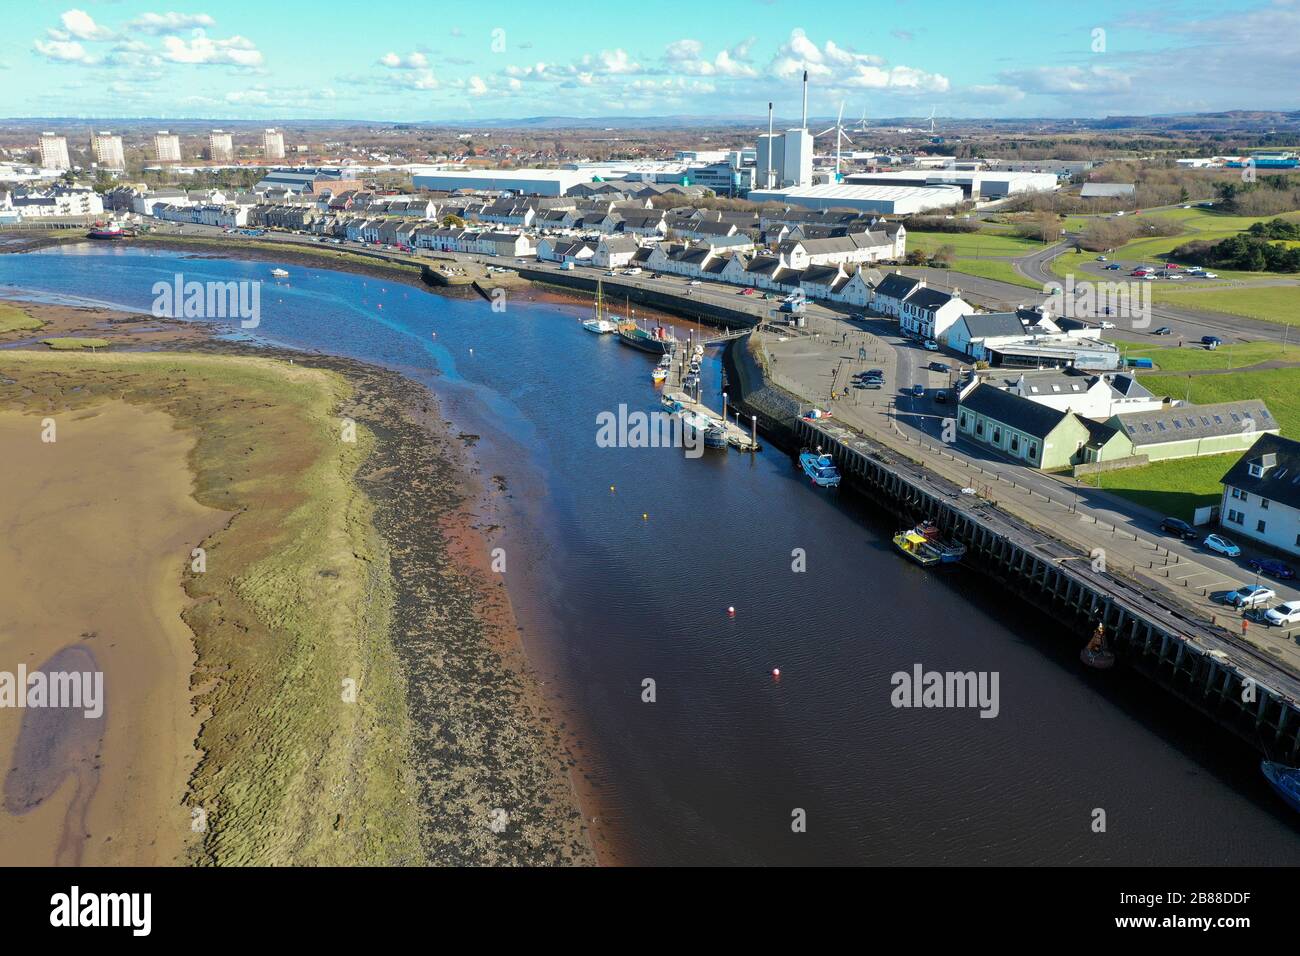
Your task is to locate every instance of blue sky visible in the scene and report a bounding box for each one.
[3,1,1296,120]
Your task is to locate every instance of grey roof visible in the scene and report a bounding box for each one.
[874,272,921,300]
[1220,434,1300,511]
[957,311,1027,339]
[960,384,1075,440]
[906,287,957,312]
[1112,400,1278,443]
[997,369,1093,396]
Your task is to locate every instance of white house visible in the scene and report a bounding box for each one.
[987,369,1165,420]
[1219,434,1300,557]
[899,286,973,340]
[593,236,641,269]
[871,272,924,319]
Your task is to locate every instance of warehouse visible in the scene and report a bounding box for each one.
[747,183,964,215]
[843,170,1058,200]
[411,168,589,197]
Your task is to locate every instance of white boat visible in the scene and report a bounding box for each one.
[270,268,290,278]
[583,280,617,334]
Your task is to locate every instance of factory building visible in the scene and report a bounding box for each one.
[748,183,964,216]
[412,168,590,197]
[756,130,813,189]
[844,170,1057,200]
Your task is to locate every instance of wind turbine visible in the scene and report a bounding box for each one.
[927,105,937,135]
[855,106,869,133]
[816,101,855,181]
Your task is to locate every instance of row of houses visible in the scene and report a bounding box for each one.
[1,184,104,218]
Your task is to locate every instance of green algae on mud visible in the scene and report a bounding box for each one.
[0,346,595,865]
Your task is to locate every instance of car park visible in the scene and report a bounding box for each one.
[1264,601,1300,626]
[1203,534,1241,557]
[1226,584,1276,608]
[1159,516,1199,541]
[1247,557,1296,580]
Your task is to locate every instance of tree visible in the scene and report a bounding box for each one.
[442,214,466,228]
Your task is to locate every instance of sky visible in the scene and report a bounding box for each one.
[2,0,1297,121]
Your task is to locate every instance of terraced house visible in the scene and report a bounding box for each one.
[1220,434,1300,558]
[957,383,1095,470]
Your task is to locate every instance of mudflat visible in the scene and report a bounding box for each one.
[0,402,229,865]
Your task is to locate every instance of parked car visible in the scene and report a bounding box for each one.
[928,361,950,372]
[1200,272,1219,279]
[1264,601,1300,626]
[1159,516,1199,541]
[1104,263,1122,270]
[1098,320,1117,330]
[1096,256,1108,261]
[688,280,701,286]
[1203,534,1241,557]
[1201,335,1223,348]
[1226,584,1276,609]
[911,383,925,398]
[935,390,949,403]
[1247,557,1297,580]
[922,340,939,352]
[1153,326,1173,335]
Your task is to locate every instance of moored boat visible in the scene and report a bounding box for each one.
[651,365,668,384]
[799,451,841,488]
[617,317,677,355]
[1261,760,1300,815]
[583,280,618,334]
[270,268,290,278]
[893,530,942,567]
[916,520,966,563]
[704,425,727,449]
[87,221,124,240]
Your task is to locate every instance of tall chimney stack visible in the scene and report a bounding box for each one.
[801,70,809,130]
[766,101,774,189]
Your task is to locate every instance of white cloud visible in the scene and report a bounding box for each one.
[33,39,98,64]
[665,39,757,77]
[767,29,947,93]
[60,10,115,42]
[161,31,263,67]
[998,65,1131,95]
[379,51,428,69]
[467,75,488,95]
[128,12,218,35]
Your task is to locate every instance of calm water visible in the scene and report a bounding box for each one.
[3,245,1298,865]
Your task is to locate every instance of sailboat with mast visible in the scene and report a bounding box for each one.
[583,280,618,334]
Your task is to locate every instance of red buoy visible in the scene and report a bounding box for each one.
[727,606,736,617]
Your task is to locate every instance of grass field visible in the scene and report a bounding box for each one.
[1113,339,1300,371]
[1154,284,1300,325]
[907,230,1046,258]
[0,301,43,333]
[1100,367,1300,518]
[0,351,421,865]
[948,258,1044,289]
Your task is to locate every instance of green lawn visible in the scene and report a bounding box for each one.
[947,258,1043,289]
[907,230,1046,258]
[1100,367,1300,519]
[0,301,43,333]
[1113,339,1300,371]
[1155,284,1300,325]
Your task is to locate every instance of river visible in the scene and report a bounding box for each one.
[2,243,1297,865]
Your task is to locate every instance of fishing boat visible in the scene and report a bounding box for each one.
[704,424,728,449]
[1261,760,1300,815]
[1079,622,1116,670]
[651,365,668,384]
[799,451,841,488]
[893,529,942,567]
[87,220,124,240]
[583,280,618,334]
[916,520,966,564]
[270,268,290,278]
[617,316,677,355]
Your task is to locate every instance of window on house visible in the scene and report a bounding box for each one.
[1241,492,1248,503]
[1261,499,1269,510]
[975,421,983,436]
[993,428,1002,444]
[1010,435,1019,452]
[1231,487,1240,499]
[1173,420,1182,429]
[1257,519,1267,534]
[959,412,967,428]
[1029,443,1038,459]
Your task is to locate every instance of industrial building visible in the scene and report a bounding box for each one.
[412,168,590,197]
[748,183,964,215]
[844,169,1057,200]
